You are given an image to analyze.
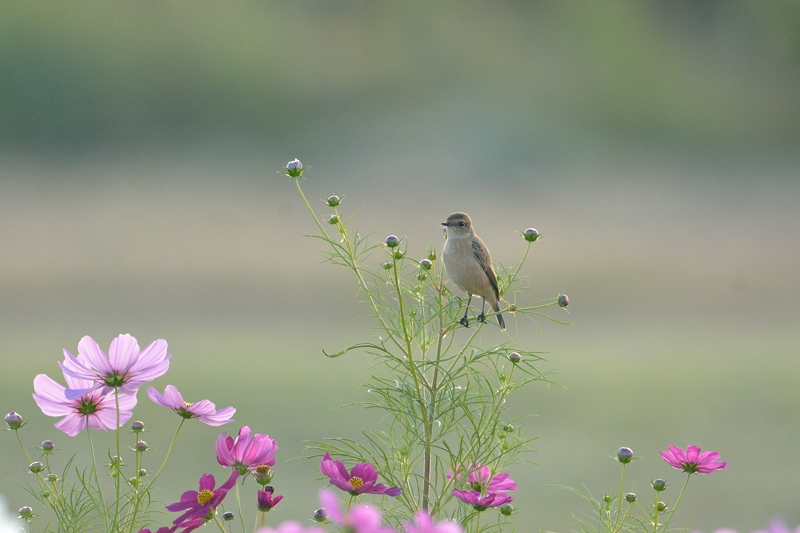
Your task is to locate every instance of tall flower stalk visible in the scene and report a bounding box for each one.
[286,160,569,527]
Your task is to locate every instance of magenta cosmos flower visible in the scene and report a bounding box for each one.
[138,528,175,533]
[320,452,401,497]
[167,471,239,529]
[60,334,170,400]
[448,463,517,493]
[33,368,136,436]
[216,426,278,475]
[257,487,283,512]
[451,489,513,511]
[660,445,727,474]
[403,512,462,533]
[318,490,395,533]
[147,385,235,426]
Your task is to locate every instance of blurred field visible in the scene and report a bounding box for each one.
[1,1,800,531]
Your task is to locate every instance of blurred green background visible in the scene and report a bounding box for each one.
[1,1,799,531]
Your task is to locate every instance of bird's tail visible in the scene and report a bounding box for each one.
[496,312,505,330]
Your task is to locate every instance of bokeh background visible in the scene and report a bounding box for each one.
[2,1,799,531]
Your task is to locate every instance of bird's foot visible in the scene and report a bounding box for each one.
[478,313,487,324]
[460,316,470,328]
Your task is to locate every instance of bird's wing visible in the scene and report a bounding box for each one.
[472,238,499,300]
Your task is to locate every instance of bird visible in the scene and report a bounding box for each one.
[441,212,505,330]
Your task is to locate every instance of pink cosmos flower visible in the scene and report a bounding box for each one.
[257,487,283,512]
[320,452,401,497]
[147,385,235,426]
[60,334,170,400]
[33,369,136,437]
[256,523,326,533]
[660,445,727,474]
[451,489,513,510]
[318,490,395,533]
[216,426,278,475]
[403,512,463,533]
[166,471,239,529]
[447,464,517,493]
[138,528,176,533]
[754,520,800,533]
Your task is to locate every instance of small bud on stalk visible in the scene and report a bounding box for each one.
[29,462,44,473]
[130,421,144,433]
[5,411,23,429]
[652,479,667,492]
[326,195,341,207]
[285,159,303,178]
[385,235,400,248]
[523,228,540,242]
[327,215,339,225]
[420,259,433,270]
[223,512,235,521]
[41,440,55,453]
[509,352,521,364]
[625,492,637,503]
[313,508,328,523]
[558,293,569,307]
[136,440,148,452]
[500,505,514,516]
[19,506,33,519]
[656,501,668,512]
[47,474,58,483]
[616,447,633,464]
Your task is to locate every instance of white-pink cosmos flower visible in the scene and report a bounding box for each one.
[33,360,136,436]
[60,334,170,400]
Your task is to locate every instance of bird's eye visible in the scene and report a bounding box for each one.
[459,222,465,226]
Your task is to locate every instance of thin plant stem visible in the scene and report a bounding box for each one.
[613,463,626,529]
[659,474,691,533]
[144,418,185,491]
[236,479,246,533]
[87,419,110,533]
[114,389,121,533]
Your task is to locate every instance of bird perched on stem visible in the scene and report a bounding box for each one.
[441,212,505,330]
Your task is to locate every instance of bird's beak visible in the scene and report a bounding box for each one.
[441,222,449,227]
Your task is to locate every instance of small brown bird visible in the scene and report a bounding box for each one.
[441,212,505,330]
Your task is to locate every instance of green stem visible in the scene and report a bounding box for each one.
[660,474,691,533]
[114,390,121,533]
[236,479,246,533]
[512,241,532,279]
[213,513,228,533]
[14,429,33,463]
[144,418,185,491]
[613,463,626,529]
[87,421,110,533]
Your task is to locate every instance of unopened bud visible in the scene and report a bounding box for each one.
[313,508,328,523]
[416,273,427,282]
[223,511,235,521]
[523,228,540,242]
[19,506,33,519]
[616,447,633,464]
[508,352,521,364]
[427,248,437,261]
[602,493,614,503]
[625,492,637,503]
[508,304,517,312]
[285,159,303,178]
[129,477,139,486]
[47,474,57,483]
[326,195,341,207]
[136,440,148,452]
[393,250,405,260]
[41,440,55,453]
[385,235,400,248]
[558,293,569,307]
[5,411,23,429]
[652,479,666,492]
[29,462,44,473]
[110,456,122,468]
[138,469,147,477]
[130,421,144,433]
[500,504,514,516]
[327,215,339,225]
[382,261,393,270]
[656,501,668,512]
[420,259,433,270]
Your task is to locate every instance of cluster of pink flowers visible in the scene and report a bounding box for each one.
[33,334,234,436]
[448,463,517,511]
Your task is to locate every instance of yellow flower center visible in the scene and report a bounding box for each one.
[185,401,193,408]
[256,465,270,475]
[348,476,364,489]
[197,489,214,505]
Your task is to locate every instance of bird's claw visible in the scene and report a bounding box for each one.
[460,316,470,328]
[478,313,486,324]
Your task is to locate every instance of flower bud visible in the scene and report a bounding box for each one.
[136,440,148,452]
[130,421,144,433]
[558,293,569,307]
[313,508,328,523]
[652,479,666,492]
[5,411,23,429]
[285,159,303,178]
[502,424,516,432]
[385,235,400,248]
[129,477,139,486]
[47,474,57,483]
[602,493,614,503]
[500,504,515,516]
[393,250,405,260]
[327,215,339,225]
[416,273,427,282]
[427,248,437,261]
[41,490,50,498]
[382,261,393,270]
[41,440,55,453]
[326,195,341,207]
[508,352,521,364]
[19,506,33,519]
[29,462,44,473]
[656,501,668,512]
[223,511,235,521]
[508,304,517,312]
[523,228,540,242]
[616,447,633,464]
[624,492,637,503]
[138,469,147,477]
[420,259,433,270]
